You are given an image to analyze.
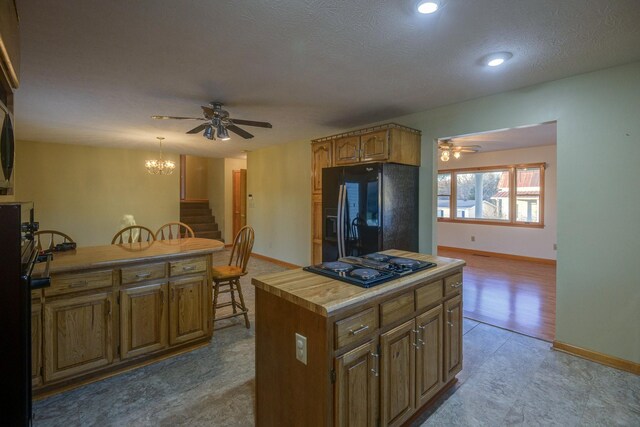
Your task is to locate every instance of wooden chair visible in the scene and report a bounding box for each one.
[34,230,75,252]
[111,225,156,244]
[155,222,195,240]
[211,225,254,329]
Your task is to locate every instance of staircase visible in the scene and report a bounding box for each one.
[180,201,223,241]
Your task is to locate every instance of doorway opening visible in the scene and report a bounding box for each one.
[436,122,557,341]
[232,169,247,239]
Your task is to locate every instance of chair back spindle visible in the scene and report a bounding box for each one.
[34,230,75,252]
[155,222,195,240]
[229,226,254,273]
[111,225,156,244]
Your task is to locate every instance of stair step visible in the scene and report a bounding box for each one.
[189,223,218,232]
[195,230,222,240]
[181,201,210,209]
[180,215,215,224]
[180,208,212,217]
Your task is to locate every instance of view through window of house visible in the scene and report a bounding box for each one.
[438,163,544,227]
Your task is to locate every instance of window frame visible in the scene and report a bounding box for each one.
[437,162,545,228]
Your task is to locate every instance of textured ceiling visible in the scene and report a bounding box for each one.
[449,122,557,152]
[14,0,640,158]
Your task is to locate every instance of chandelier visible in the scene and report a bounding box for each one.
[145,137,175,175]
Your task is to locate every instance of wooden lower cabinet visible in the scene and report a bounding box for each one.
[120,282,168,359]
[416,306,443,407]
[44,292,114,382]
[444,294,463,382]
[169,275,210,345]
[31,302,43,387]
[335,340,379,427]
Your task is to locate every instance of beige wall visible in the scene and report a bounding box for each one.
[207,157,225,239]
[184,155,208,199]
[247,140,310,266]
[15,140,180,246]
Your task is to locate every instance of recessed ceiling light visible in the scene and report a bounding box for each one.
[417,1,439,14]
[484,52,513,67]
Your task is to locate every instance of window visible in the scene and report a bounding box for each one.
[438,163,545,227]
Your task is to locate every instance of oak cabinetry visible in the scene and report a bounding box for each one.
[335,340,379,427]
[415,305,443,407]
[121,262,166,285]
[31,302,42,387]
[120,282,168,359]
[169,275,210,345]
[310,124,421,263]
[444,294,463,382]
[43,292,114,382]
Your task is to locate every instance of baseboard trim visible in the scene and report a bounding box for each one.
[252,253,301,270]
[552,340,640,375]
[438,246,556,265]
[180,199,209,203]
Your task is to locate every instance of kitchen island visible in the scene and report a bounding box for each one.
[30,238,224,396]
[252,250,465,427]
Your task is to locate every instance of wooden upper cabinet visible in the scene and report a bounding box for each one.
[44,292,114,382]
[169,276,209,346]
[311,141,333,193]
[120,282,168,359]
[360,130,389,162]
[0,0,20,89]
[334,136,361,165]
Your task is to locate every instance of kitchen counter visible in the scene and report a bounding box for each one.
[251,249,465,316]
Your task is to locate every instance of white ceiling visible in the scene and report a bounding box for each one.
[448,121,557,152]
[14,0,640,158]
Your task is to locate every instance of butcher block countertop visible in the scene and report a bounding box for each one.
[251,249,465,317]
[33,237,224,275]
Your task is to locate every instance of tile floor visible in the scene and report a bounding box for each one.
[33,252,640,426]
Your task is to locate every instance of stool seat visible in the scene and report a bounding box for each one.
[211,265,246,280]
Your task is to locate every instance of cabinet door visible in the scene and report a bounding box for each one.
[360,130,389,162]
[31,303,42,387]
[334,136,361,165]
[44,292,114,382]
[312,141,333,193]
[380,319,415,427]
[120,282,168,359]
[335,340,379,427]
[415,305,443,407]
[312,194,323,264]
[444,294,463,382]
[169,276,209,346]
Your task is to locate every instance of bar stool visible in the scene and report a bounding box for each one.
[211,226,254,329]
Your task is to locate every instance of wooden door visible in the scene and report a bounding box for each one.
[44,292,114,382]
[415,305,443,406]
[311,141,333,193]
[169,276,209,345]
[232,169,247,239]
[360,130,389,162]
[380,319,415,427]
[31,302,42,387]
[335,340,379,427]
[444,294,463,382]
[120,282,168,359]
[334,136,361,165]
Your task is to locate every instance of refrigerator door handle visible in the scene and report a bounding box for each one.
[337,184,345,258]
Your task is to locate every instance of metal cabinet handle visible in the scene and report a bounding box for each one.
[450,281,462,288]
[370,352,379,377]
[412,329,424,348]
[182,265,196,271]
[136,272,152,279]
[349,324,369,336]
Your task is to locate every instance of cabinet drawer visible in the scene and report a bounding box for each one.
[415,280,443,311]
[169,257,207,277]
[335,307,378,349]
[444,273,463,296]
[121,262,166,285]
[48,270,113,296]
[380,291,415,327]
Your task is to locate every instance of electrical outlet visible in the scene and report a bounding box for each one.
[295,333,307,365]
[553,243,557,250]
[471,236,476,242]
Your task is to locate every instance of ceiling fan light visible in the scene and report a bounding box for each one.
[417,1,439,14]
[453,151,461,159]
[217,124,230,141]
[203,126,214,140]
[440,150,450,162]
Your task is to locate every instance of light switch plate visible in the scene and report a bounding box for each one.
[295,333,307,365]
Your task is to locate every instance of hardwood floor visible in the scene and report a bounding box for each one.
[438,248,556,341]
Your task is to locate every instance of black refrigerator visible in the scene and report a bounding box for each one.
[322,162,419,262]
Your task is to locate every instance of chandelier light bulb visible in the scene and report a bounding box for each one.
[145,137,175,175]
[440,150,450,162]
[453,151,461,159]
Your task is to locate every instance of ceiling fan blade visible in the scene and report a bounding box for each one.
[201,106,216,118]
[152,115,206,120]
[456,149,479,153]
[226,124,254,139]
[187,124,208,134]
[230,119,272,128]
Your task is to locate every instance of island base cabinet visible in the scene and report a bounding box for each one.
[44,292,114,383]
[32,303,43,387]
[335,340,379,427]
[415,305,443,407]
[444,294,463,382]
[120,282,168,359]
[169,276,209,346]
[380,320,416,427]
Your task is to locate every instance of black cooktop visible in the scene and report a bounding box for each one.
[303,253,437,288]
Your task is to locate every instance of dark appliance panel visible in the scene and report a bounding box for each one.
[381,163,419,253]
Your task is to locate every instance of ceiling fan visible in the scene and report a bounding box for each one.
[152,102,272,141]
[438,139,480,161]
